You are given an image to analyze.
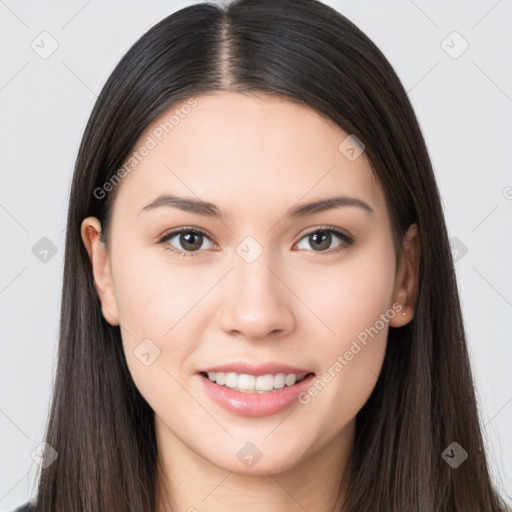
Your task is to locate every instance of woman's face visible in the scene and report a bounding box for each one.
[82,91,415,476]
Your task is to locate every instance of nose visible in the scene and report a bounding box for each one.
[217,255,296,341]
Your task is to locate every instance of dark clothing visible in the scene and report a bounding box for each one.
[12,503,33,512]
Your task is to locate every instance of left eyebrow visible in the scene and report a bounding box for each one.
[138,193,375,219]
[287,195,375,217]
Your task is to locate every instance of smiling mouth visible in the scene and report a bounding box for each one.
[199,371,315,394]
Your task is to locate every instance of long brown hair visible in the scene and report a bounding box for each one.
[32,0,508,510]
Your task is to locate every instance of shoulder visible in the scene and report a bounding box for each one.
[11,502,34,512]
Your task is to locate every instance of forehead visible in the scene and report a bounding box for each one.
[112,91,385,221]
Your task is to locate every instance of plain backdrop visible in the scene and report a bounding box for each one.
[1,0,511,510]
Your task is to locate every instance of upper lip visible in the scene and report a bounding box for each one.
[198,362,314,377]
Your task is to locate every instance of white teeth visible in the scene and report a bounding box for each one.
[256,374,275,391]
[285,374,297,386]
[225,372,238,388]
[238,373,256,390]
[204,371,308,392]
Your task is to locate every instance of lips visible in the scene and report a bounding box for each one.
[197,371,317,417]
[197,361,313,377]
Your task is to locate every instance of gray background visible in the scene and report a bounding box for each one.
[1,0,511,509]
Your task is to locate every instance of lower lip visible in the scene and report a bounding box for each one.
[197,372,316,417]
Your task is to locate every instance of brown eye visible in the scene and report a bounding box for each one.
[296,228,353,253]
[159,228,216,256]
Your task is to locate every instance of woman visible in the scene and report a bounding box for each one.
[13,0,509,510]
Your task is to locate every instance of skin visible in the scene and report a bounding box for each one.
[81,91,420,512]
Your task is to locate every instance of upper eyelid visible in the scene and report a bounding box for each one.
[159,226,211,240]
[300,226,351,238]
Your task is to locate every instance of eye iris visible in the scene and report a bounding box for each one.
[180,232,203,251]
[310,231,331,251]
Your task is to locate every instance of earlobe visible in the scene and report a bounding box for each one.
[389,223,421,328]
[80,217,120,326]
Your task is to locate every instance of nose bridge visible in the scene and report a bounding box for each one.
[218,240,295,339]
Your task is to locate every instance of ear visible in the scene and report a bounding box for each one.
[389,223,421,327]
[80,217,120,326]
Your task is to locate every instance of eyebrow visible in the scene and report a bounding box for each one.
[139,193,374,219]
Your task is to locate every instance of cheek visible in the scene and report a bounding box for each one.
[300,245,396,345]
[295,244,396,428]
[110,247,201,385]
[112,244,208,332]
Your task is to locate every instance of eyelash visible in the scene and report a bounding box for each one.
[157,226,354,258]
